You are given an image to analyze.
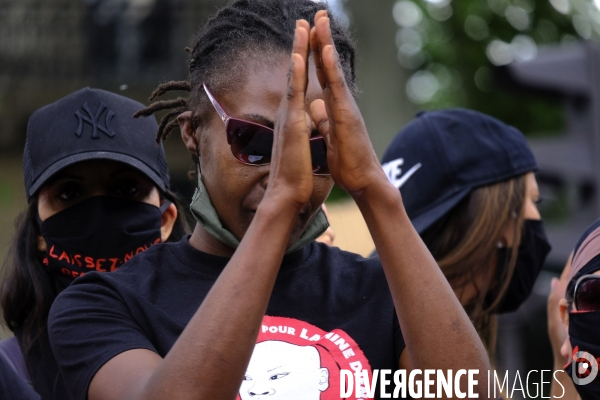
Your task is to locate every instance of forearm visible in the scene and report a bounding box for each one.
[354,181,490,393]
[139,199,298,400]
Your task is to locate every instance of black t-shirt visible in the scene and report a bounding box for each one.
[48,237,405,400]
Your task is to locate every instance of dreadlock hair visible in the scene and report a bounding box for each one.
[134,0,357,143]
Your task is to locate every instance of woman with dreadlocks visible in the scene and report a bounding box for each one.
[47,2,491,399]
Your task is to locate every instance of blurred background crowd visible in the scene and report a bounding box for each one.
[1,0,599,398]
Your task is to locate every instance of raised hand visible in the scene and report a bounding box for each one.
[264,20,314,210]
[309,11,388,198]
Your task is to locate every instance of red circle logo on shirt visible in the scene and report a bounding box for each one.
[237,315,372,400]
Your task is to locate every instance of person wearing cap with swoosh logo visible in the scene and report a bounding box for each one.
[381,109,552,355]
[0,87,190,399]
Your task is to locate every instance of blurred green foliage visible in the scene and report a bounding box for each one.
[394,0,597,134]
[0,181,15,206]
[325,185,351,203]
[538,184,571,222]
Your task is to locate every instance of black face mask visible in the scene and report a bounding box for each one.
[491,219,552,313]
[564,310,600,400]
[40,196,167,287]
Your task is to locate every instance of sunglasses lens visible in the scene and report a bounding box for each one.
[310,138,329,175]
[576,278,600,311]
[228,120,329,174]
[229,120,273,165]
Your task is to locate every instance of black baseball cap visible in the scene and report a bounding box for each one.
[23,87,170,200]
[381,108,537,233]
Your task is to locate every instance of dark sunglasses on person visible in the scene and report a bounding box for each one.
[574,274,600,312]
[203,83,330,175]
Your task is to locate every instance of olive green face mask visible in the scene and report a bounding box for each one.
[189,175,329,254]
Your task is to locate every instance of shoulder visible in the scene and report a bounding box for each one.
[49,235,223,319]
[117,239,180,275]
[66,238,181,289]
[49,239,181,321]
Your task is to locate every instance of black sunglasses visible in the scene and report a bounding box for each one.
[574,274,600,312]
[203,83,330,175]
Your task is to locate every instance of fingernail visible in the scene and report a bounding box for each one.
[296,20,301,28]
[551,278,557,290]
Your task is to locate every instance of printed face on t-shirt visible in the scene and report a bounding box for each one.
[239,341,329,399]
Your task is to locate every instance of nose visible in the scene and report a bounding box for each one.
[90,190,106,197]
[248,388,275,396]
[260,173,269,190]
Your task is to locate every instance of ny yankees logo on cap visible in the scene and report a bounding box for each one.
[74,102,115,139]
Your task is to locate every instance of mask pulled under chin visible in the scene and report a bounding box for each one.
[189,175,329,254]
[489,219,552,314]
[41,196,165,287]
[564,310,600,400]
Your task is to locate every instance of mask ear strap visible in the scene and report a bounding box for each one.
[159,200,172,214]
[194,143,201,175]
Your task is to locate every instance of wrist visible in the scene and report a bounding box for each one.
[257,195,300,223]
[352,177,404,211]
[353,179,413,236]
[242,197,299,256]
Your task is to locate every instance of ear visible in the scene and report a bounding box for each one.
[559,298,572,361]
[160,203,178,242]
[501,220,516,248]
[318,368,329,391]
[559,298,569,327]
[178,111,198,155]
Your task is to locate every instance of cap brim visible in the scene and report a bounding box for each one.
[410,187,472,234]
[27,151,167,198]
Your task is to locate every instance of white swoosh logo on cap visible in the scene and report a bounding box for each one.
[396,163,422,188]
